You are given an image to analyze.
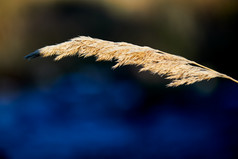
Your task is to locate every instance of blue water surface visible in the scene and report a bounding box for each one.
[0,72,238,159]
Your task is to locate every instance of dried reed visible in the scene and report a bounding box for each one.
[25,36,238,87]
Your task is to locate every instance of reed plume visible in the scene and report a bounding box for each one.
[25,36,238,87]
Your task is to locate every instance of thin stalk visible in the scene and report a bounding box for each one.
[192,61,238,84]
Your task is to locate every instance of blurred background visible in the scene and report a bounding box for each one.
[1,0,238,158]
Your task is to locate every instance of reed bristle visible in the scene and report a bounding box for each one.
[25,36,237,87]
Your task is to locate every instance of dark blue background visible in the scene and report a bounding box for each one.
[1,69,238,159]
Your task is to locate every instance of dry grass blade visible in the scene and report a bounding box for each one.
[25,36,238,87]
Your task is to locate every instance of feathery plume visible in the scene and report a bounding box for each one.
[25,36,238,87]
